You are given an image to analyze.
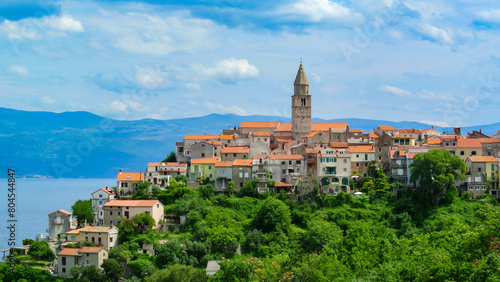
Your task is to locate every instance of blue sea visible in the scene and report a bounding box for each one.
[0,178,115,252]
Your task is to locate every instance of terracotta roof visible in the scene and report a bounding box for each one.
[117,172,144,181]
[98,187,115,195]
[427,138,442,145]
[397,128,422,134]
[468,156,499,162]
[305,148,316,154]
[68,226,114,234]
[457,139,482,148]
[58,248,80,256]
[254,132,271,137]
[312,122,348,131]
[191,157,218,164]
[221,147,250,154]
[184,134,220,140]
[368,133,379,138]
[274,123,292,132]
[441,135,457,140]
[240,121,280,128]
[270,154,303,160]
[79,247,103,253]
[379,126,394,130]
[349,145,374,153]
[213,141,221,146]
[233,159,252,166]
[478,138,500,144]
[49,209,71,216]
[275,136,294,143]
[104,199,160,207]
[329,142,348,148]
[304,131,319,138]
[220,135,235,140]
[407,153,418,159]
[275,182,292,187]
[215,161,233,167]
[350,129,363,133]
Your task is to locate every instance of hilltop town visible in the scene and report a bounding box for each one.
[5,63,500,281]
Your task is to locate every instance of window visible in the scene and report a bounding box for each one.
[296,160,301,164]
[460,151,464,156]
[343,159,347,163]
[365,155,368,161]
[194,165,199,173]
[233,153,237,157]
[201,153,205,158]
[356,163,360,167]
[476,185,480,190]
[110,237,113,242]
[282,169,286,174]
[208,165,212,170]
[239,172,243,177]
[71,235,76,241]
[326,167,336,174]
[99,194,102,198]
[62,257,66,265]
[282,161,286,165]
[110,211,113,216]
[343,168,347,172]
[472,151,477,155]
[86,259,90,265]
[379,156,382,160]
[468,185,473,190]
[244,172,249,178]
[492,164,496,170]
[492,172,495,179]
[118,212,121,216]
[99,200,102,205]
[478,167,482,172]
[62,268,66,273]
[209,174,213,178]
[365,163,368,167]
[121,183,127,187]
[356,154,360,158]
[488,145,492,149]
[482,185,487,190]
[289,161,292,165]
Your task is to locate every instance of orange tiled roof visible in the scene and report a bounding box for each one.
[184,134,220,140]
[457,139,482,148]
[117,172,144,181]
[57,248,80,256]
[329,142,348,148]
[407,152,418,159]
[350,129,363,133]
[220,135,235,140]
[270,154,303,160]
[275,136,294,142]
[368,132,379,138]
[79,247,103,253]
[104,199,160,207]
[304,131,319,138]
[254,132,271,137]
[215,161,234,167]
[397,128,422,134]
[379,126,394,130]
[478,138,500,144]
[68,226,114,234]
[275,123,292,132]
[221,146,250,154]
[49,209,71,216]
[441,135,457,140]
[312,122,348,131]
[233,159,252,166]
[240,121,280,128]
[275,182,292,187]
[468,156,499,162]
[191,157,218,164]
[349,145,374,153]
[427,138,442,145]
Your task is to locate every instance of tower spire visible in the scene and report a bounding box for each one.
[294,62,309,95]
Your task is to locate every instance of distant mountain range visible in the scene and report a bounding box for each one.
[1,107,498,178]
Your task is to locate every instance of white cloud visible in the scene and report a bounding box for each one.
[41,96,56,105]
[196,58,260,81]
[89,12,215,55]
[134,66,169,89]
[203,101,247,116]
[110,101,128,112]
[416,23,453,45]
[0,20,39,40]
[419,120,450,127]
[46,15,84,33]
[380,85,411,97]
[277,0,363,24]
[310,72,322,83]
[418,89,455,101]
[7,65,30,76]
[185,83,201,90]
[477,9,500,24]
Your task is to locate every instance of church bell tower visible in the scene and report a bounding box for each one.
[291,62,311,141]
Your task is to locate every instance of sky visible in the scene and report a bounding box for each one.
[1,0,500,127]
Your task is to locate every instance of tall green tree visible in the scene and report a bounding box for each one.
[162,151,177,163]
[374,169,391,197]
[71,199,94,226]
[409,149,465,205]
[101,258,123,281]
[27,241,55,261]
[253,198,291,234]
[132,212,156,230]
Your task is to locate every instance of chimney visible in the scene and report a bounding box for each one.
[480,129,482,133]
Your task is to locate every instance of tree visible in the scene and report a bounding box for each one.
[373,169,391,197]
[128,259,153,277]
[162,151,177,163]
[267,179,276,191]
[101,258,123,281]
[144,264,208,282]
[27,241,55,261]
[199,184,214,199]
[133,212,156,230]
[237,179,259,198]
[253,198,291,234]
[409,149,466,205]
[80,265,105,282]
[155,240,191,268]
[71,199,94,227]
[228,181,235,197]
[22,239,35,245]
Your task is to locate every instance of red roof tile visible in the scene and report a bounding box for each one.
[468,156,499,162]
[104,200,160,207]
[117,172,144,181]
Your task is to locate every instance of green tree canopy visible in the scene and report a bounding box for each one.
[27,241,55,261]
[162,151,177,163]
[101,258,123,281]
[237,179,259,198]
[252,198,291,234]
[133,212,156,229]
[71,199,94,226]
[373,169,391,197]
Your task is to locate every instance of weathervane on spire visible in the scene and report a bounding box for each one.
[300,57,302,65]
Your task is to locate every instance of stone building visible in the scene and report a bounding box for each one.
[291,62,311,141]
[48,209,73,241]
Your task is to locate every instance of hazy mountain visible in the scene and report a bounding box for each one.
[0,107,497,178]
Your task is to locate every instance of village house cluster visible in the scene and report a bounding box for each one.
[117,63,500,200]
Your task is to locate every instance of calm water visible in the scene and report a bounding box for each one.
[0,178,115,252]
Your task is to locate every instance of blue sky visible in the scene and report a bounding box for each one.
[1,0,500,127]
